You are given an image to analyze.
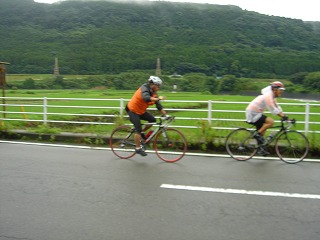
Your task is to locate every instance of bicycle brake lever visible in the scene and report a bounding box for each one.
[161,115,170,120]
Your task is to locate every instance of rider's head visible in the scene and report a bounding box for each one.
[149,76,162,86]
[270,81,285,90]
[148,76,162,91]
[270,81,285,97]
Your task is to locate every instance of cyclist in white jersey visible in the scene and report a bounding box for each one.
[246,81,288,155]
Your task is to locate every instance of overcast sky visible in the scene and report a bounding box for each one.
[34,0,320,22]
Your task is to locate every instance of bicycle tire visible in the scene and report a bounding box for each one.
[275,130,309,164]
[110,125,136,159]
[153,128,187,163]
[225,128,258,161]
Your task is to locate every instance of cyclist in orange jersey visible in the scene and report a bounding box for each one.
[126,76,167,156]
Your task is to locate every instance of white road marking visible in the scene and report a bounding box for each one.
[1,140,319,162]
[0,140,108,150]
[160,184,320,200]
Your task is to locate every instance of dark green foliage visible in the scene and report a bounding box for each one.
[303,72,320,92]
[178,73,208,92]
[21,78,36,89]
[0,0,320,78]
[289,72,308,84]
[220,75,240,93]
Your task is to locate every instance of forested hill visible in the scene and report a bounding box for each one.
[1,0,320,77]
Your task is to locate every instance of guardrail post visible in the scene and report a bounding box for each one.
[304,103,310,136]
[43,97,48,125]
[120,98,124,116]
[208,100,212,126]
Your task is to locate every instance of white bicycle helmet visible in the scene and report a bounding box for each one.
[148,76,163,86]
[270,81,285,90]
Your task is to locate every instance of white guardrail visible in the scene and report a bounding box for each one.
[0,97,320,135]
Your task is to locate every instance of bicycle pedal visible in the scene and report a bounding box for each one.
[257,147,270,156]
[259,152,270,156]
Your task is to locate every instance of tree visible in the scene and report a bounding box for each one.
[206,77,221,94]
[230,60,241,77]
[303,72,320,92]
[22,78,35,89]
[181,73,208,92]
[289,72,308,85]
[220,75,241,93]
[175,63,209,75]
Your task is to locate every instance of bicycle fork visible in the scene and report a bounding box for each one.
[161,129,173,147]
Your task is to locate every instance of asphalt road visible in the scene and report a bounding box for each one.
[1,142,320,240]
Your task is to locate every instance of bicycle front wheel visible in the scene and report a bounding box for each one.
[275,130,309,164]
[153,128,187,163]
[225,128,258,161]
[110,125,136,159]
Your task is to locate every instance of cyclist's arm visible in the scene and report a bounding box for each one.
[150,93,163,102]
[141,85,161,102]
[141,85,153,102]
[150,96,160,102]
[160,108,167,116]
[265,94,283,116]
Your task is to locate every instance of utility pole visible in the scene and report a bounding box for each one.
[54,56,60,76]
[52,52,59,77]
[156,57,161,76]
[0,62,10,118]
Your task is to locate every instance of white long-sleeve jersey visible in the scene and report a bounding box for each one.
[246,89,282,123]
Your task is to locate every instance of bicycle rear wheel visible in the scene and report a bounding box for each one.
[110,125,136,159]
[225,128,258,161]
[275,130,309,164]
[153,128,187,163]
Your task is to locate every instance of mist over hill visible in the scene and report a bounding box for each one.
[1,0,320,77]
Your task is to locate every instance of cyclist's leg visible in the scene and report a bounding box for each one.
[258,116,274,136]
[251,115,271,155]
[126,109,147,156]
[253,115,267,135]
[140,111,156,133]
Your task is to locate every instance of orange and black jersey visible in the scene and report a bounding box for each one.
[127,83,163,115]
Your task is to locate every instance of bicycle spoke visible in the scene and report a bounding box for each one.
[225,128,258,161]
[153,128,187,163]
[110,125,136,159]
[275,131,309,164]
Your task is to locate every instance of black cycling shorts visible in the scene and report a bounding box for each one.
[125,105,156,133]
[250,114,267,131]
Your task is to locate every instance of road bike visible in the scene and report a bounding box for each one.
[109,116,187,163]
[225,119,309,164]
